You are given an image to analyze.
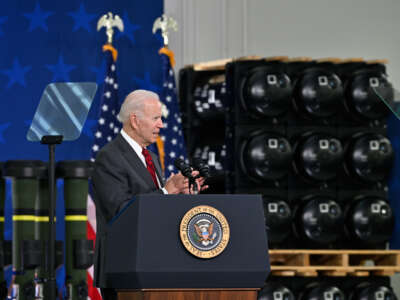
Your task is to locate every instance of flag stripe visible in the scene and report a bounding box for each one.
[87,271,102,300]
[151,49,187,178]
[87,221,96,247]
[87,46,122,300]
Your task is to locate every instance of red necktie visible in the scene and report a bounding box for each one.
[142,148,160,188]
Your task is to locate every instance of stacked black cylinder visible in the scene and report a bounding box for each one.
[258,277,397,300]
[180,57,395,250]
[179,57,397,299]
[179,66,227,193]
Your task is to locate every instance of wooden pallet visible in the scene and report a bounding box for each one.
[269,249,400,277]
[187,56,388,71]
[189,55,262,71]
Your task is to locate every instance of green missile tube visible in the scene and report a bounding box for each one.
[4,160,47,300]
[57,161,94,300]
[0,162,7,298]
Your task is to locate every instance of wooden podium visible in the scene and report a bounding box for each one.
[104,194,269,300]
[116,288,259,300]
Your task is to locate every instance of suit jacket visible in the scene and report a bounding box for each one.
[91,133,165,287]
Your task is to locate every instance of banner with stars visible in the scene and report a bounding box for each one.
[0,0,163,162]
[0,0,163,241]
[0,0,163,296]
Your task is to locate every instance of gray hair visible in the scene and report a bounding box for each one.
[117,89,160,123]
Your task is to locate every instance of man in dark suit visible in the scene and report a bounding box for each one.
[91,89,203,300]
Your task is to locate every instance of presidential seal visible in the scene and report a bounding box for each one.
[180,205,230,259]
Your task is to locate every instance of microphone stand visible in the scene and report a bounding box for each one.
[189,176,199,194]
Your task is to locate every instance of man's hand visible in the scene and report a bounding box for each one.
[164,172,189,194]
[181,170,209,194]
[164,171,209,194]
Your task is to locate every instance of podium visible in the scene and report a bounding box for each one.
[105,194,269,300]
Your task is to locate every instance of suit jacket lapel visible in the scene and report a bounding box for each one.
[114,134,156,188]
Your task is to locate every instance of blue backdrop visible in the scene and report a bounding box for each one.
[0,0,163,161]
[0,0,164,288]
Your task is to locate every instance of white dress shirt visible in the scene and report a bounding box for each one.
[120,129,168,194]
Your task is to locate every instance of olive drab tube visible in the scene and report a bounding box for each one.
[0,163,8,299]
[57,161,94,300]
[4,160,47,300]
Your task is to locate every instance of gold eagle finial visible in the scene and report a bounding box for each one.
[152,14,178,47]
[97,12,124,45]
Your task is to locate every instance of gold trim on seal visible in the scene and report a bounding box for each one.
[180,205,230,259]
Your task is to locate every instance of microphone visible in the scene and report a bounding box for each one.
[192,158,210,178]
[174,158,198,194]
[173,158,193,178]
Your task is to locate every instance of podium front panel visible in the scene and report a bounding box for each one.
[105,194,269,289]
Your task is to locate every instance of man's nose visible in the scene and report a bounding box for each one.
[158,119,164,128]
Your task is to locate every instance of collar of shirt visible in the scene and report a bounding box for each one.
[120,128,146,166]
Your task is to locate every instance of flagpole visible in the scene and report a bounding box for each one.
[152,15,188,181]
[85,12,124,300]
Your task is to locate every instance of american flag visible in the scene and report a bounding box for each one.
[87,45,121,300]
[151,49,187,178]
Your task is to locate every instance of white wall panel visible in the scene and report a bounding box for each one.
[195,1,221,62]
[163,0,249,77]
[225,0,248,58]
[165,0,400,86]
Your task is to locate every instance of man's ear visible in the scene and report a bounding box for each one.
[130,113,139,129]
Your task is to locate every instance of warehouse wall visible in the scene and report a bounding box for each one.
[165,0,400,295]
[165,0,400,87]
